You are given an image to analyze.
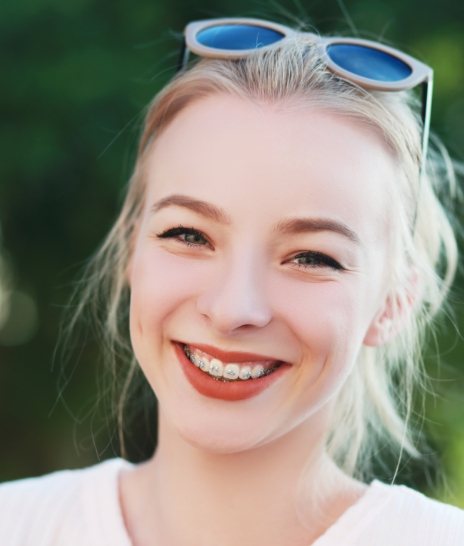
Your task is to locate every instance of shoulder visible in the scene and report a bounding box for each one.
[0,458,132,546]
[360,480,464,545]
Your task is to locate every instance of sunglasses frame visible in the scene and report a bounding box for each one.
[179,17,433,221]
[183,18,432,91]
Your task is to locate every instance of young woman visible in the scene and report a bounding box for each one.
[1,17,463,546]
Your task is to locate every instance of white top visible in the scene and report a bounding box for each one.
[0,458,463,545]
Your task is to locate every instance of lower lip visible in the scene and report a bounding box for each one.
[173,342,290,402]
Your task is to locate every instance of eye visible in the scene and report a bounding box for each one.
[156,225,211,248]
[290,251,345,271]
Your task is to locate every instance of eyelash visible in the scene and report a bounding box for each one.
[156,225,345,271]
[291,251,344,271]
[157,225,211,248]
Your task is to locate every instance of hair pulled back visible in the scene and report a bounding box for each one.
[69,34,459,478]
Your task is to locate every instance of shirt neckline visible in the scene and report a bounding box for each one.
[107,459,393,546]
[90,458,135,546]
[311,480,395,545]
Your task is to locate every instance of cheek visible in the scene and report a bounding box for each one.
[272,276,371,365]
[129,248,208,342]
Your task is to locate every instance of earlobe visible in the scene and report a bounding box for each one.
[363,307,396,347]
[363,268,421,347]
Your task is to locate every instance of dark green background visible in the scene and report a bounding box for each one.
[1,0,463,506]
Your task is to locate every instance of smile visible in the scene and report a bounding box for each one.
[183,344,282,382]
[174,342,291,401]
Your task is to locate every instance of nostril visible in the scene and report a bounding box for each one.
[195,260,273,331]
[196,289,272,332]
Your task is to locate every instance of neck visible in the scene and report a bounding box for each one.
[121,409,365,546]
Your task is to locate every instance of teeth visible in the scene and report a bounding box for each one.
[199,358,210,373]
[209,358,223,378]
[239,366,252,380]
[183,345,279,382]
[224,364,240,380]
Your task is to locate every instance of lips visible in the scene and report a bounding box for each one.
[173,341,291,401]
[182,342,284,363]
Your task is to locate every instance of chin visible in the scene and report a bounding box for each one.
[173,418,271,455]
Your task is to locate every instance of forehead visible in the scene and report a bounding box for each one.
[144,94,396,241]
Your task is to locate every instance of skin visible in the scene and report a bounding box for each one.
[120,94,398,545]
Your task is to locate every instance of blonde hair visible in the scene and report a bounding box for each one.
[67,34,459,478]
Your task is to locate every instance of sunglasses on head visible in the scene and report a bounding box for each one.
[178,17,433,173]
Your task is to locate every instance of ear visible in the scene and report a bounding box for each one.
[363,268,420,347]
[363,297,398,347]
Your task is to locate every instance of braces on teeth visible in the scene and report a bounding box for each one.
[183,345,279,382]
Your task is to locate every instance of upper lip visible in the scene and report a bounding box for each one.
[178,341,287,364]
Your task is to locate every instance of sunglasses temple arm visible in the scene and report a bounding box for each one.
[420,76,433,173]
[413,76,433,231]
[176,39,191,72]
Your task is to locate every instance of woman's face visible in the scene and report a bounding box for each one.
[129,94,396,453]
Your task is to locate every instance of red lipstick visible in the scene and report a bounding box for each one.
[183,342,284,363]
[173,342,290,402]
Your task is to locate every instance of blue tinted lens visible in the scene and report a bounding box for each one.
[327,44,412,82]
[197,24,285,51]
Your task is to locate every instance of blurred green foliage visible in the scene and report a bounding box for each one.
[0,0,463,506]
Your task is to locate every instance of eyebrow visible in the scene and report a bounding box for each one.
[151,194,232,224]
[151,194,360,245]
[272,217,360,244]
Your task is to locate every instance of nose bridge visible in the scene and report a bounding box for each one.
[196,245,272,333]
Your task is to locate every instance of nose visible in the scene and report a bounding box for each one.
[196,254,272,334]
